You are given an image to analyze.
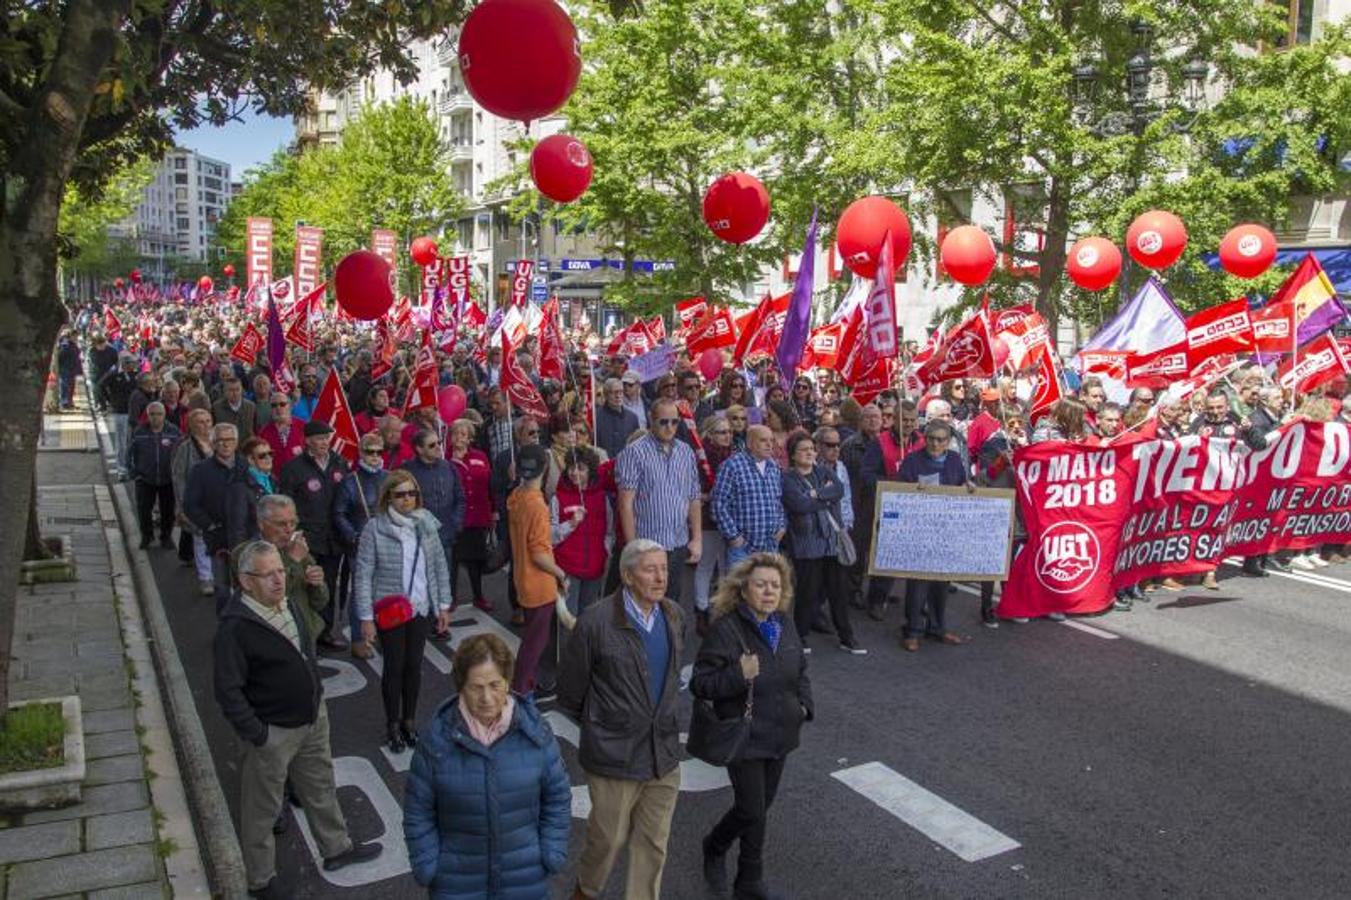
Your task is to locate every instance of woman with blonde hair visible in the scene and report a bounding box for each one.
[691,553,812,900]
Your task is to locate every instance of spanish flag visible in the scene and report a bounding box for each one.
[1267,252,1347,346]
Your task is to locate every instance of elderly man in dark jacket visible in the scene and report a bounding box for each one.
[126,402,180,549]
[215,541,379,898]
[558,539,685,900]
[595,377,640,460]
[278,420,350,650]
[399,426,466,564]
[184,423,249,613]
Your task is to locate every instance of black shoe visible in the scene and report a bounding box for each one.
[272,811,287,835]
[1264,557,1291,573]
[400,721,418,748]
[866,604,885,622]
[323,841,382,871]
[980,608,999,628]
[317,632,349,651]
[702,835,729,894]
[386,724,406,754]
[1241,561,1268,578]
[849,594,865,611]
[249,877,287,899]
[733,882,784,900]
[696,609,710,639]
[138,536,152,549]
[1112,596,1133,612]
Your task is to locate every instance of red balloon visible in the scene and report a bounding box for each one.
[222,263,236,278]
[531,134,593,203]
[437,385,468,424]
[129,269,142,283]
[227,285,240,300]
[198,276,214,294]
[114,278,124,289]
[940,225,996,285]
[334,250,395,321]
[992,336,1011,370]
[410,236,440,268]
[458,0,581,122]
[1126,210,1188,270]
[696,348,724,383]
[1066,237,1123,291]
[1218,223,1277,279]
[702,173,771,244]
[836,196,912,278]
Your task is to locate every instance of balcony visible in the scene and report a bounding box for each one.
[438,90,472,116]
[436,37,457,68]
[449,139,473,162]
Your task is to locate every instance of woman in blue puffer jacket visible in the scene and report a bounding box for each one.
[404,632,571,899]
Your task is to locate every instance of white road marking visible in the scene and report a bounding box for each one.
[1221,557,1351,594]
[295,755,411,886]
[380,742,413,774]
[319,658,367,699]
[832,761,1020,863]
[1061,620,1119,640]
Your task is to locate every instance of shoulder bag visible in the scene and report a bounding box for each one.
[687,630,755,766]
[372,536,420,632]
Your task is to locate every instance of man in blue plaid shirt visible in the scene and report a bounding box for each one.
[711,425,786,568]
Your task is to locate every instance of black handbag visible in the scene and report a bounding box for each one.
[483,529,510,574]
[686,634,754,766]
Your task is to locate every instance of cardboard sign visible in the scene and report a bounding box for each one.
[868,483,1016,581]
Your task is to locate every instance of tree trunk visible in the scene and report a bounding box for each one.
[23,480,51,562]
[0,0,131,721]
[1036,174,1071,336]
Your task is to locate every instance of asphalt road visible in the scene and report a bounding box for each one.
[120,469,1351,900]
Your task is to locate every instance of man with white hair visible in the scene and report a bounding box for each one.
[126,401,180,549]
[184,423,250,612]
[924,398,969,469]
[558,539,684,900]
[596,377,640,459]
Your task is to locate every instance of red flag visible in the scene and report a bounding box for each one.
[677,400,714,488]
[731,293,790,365]
[1184,298,1254,368]
[685,306,737,355]
[804,323,844,371]
[402,332,439,416]
[509,260,534,307]
[501,331,550,421]
[539,297,568,381]
[229,323,266,366]
[1124,340,1189,388]
[273,360,297,396]
[1076,349,1130,381]
[1277,333,1350,395]
[991,304,1036,335]
[837,306,869,383]
[996,311,1050,370]
[864,230,898,358]
[1028,344,1065,422]
[645,315,668,343]
[284,304,316,352]
[310,369,362,464]
[917,313,996,385]
[605,320,659,357]
[848,356,894,406]
[104,309,123,341]
[675,297,708,332]
[283,282,326,327]
[392,296,416,344]
[1252,300,1297,354]
[462,301,487,329]
[420,257,445,308]
[910,326,941,368]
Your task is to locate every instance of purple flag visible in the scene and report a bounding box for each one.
[266,288,286,374]
[776,209,819,383]
[1081,277,1186,355]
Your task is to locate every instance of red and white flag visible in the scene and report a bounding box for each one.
[864,230,898,359]
[685,306,737,355]
[1277,333,1350,395]
[402,332,439,416]
[509,260,534,307]
[1252,300,1297,355]
[539,297,568,381]
[1028,343,1065,422]
[284,303,316,352]
[104,309,123,342]
[229,323,266,366]
[420,257,445,308]
[996,310,1050,370]
[1124,340,1189,388]
[675,297,708,332]
[1077,349,1130,381]
[273,360,297,396]
[246,217,274,286]
[802,322,844,371]
[310,369,362,464]
[917,313,997,386]
[606,319,660,357]
[645,315,668,343]
[731,293,790,365]
[501,331,550,421]
[1184,298,1254,368]
[293,225,324,298]
[392,296,416,344]
[462,301,487,329]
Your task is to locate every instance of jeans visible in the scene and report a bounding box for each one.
[58,372,76,407]
[190,534,212,584]
[213,551,235,616]
[725,541,753,571]
[903,579,950,639]
[706,756,787,890]
[134,481,175,542]
[665,544,693,610]
[377,614,430,726]
[111,414,129,474]
[565,578,602,615]
[693,531,726,612]
[512,604,557,695]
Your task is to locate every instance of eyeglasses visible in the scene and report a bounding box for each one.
[421,441,441,449]
[271,401,288,408]
[392,489,420,499]
[655,417,680,427]
[728,416,746,422]
[242,569,286,580]
[253,451,273,459]
[523,429,539,437]
[818,441,840,448]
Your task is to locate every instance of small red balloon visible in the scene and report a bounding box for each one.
[410,236,440,268]
[836,196,913,278]
[334,250,395,321]
[227,285,240,300]
[198,276,214,294]
[437,385,468,424]
[1066,237,1123,291]
[696,348,724,383]
[114,278,125,289]
[530,134,593,203]
[222,263,236,278]
[702,173,771,245]
[129,269,142,283]
[458,0,581,122]
[1126,210,1188,270]
[1218,223,1277,279]
[940,226,997,285]
[992,336,1011,370]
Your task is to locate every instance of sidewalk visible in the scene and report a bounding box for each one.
[0,387,202,898]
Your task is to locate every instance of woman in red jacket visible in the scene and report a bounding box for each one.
[550,445,612,615]
[447,418,495,616]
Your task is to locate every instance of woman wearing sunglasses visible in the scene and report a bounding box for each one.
[352,470,453,753]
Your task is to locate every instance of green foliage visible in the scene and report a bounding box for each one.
[215,97,464,295]
[57,157,154,275]
[0,701,64,775]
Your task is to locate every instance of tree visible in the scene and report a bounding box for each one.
[0,1,468,722]
[215,97,463,297]
[58,157,154,295]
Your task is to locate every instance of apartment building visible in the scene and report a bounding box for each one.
[110,148,234,276]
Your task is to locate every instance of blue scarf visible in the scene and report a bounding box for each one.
[248,467,274,494]
[754,609,782,653]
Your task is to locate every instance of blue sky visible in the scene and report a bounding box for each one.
[176,108,294,181]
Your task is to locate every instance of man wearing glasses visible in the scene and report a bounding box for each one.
[596,377,640,460]
[216,541,381,898]
[184,423,250,613]
[399,428,466,628]
[259,396,304,465]
[278,420,351,650]
[616,399,703,611]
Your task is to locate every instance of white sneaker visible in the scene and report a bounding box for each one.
[1310,554,1330,568]
[1291,554,1316,571]
[1047,612,1067,622]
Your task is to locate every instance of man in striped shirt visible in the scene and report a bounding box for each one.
[616,398,702,610]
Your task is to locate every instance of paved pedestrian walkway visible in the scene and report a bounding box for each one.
[0,394,172,898]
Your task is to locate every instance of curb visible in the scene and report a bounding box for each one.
[83,377,249,897]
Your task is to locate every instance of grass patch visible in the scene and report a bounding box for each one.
[0,703,65,775]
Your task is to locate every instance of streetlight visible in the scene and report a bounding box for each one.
[1071,21,1209,136]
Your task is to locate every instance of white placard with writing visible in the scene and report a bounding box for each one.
[869,484,1015,581]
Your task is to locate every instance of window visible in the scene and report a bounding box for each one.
[175,188,187,200]
[174,173,188,184]
[176,218,190,230]
[1286,0,1315,45]
[1003,184,1048,279]
[174,158,187,169]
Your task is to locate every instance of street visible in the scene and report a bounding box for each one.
[133,495,1351,899]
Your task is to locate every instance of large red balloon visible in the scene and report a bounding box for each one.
[836,196,912,278]
[1066,237,1123,291]
[940,225,996,285]
[227,285,240,300]
[334,250,395,321]
[1126,210,1188,270]
[992,336,1011,370]
[129,269,142,283]
[410,236,440,268]
[1218,223,1277,279]
[437,385,468,424]
[531,134,593,203]
[702,173,771,244]
[198,276,213,294]
[222,263,235,278]
[458,0,581,122]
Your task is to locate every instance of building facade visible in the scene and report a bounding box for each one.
[110,148,234,276]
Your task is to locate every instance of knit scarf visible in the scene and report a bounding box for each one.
[459,695,515,748]
[248,468,274,494]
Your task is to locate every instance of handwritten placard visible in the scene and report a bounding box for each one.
[627,342,676,383]
[868,483,1016,581]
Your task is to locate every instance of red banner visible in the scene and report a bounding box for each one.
[420,256,444,308]
[1276,333,1350,395]
[371,229,399,276]
[1124,341,1188,388]
[294,225,324,298]
[445,255,471,328]
[1001,422,1351,618]
[864,231,898,358]
[230,323,265,365]
[510,260,534,307]
[685,307,737,355]
[1185,298,1253,367]
[246,217,273,287]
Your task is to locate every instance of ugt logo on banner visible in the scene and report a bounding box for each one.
[1033,522,1101,595]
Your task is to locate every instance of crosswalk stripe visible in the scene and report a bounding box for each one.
[831,761,1020,862]
[1220,557,1351,594]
